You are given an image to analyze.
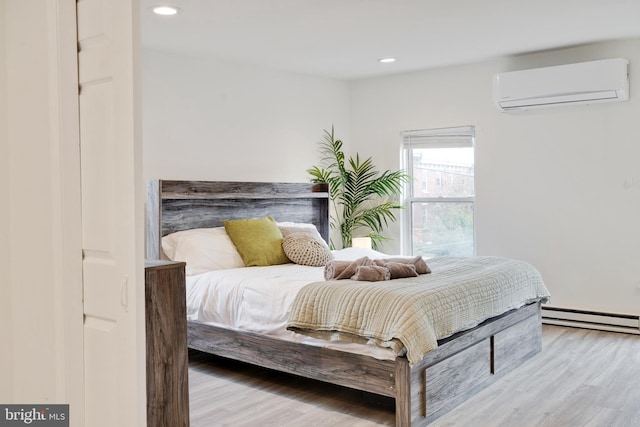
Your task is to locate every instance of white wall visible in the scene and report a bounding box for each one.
[0,0,12,402]
[3,0,56,401]
[142,39,640,315]
[350,39,640,315]
[142,49,351,182]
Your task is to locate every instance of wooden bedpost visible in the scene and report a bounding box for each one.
[311,182,330,243]
[395,357,412,427]
[146,179,161,259]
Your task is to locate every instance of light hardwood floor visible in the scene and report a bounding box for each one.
[189,325,640,426]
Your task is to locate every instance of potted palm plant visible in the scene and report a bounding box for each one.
[308,127,411,250]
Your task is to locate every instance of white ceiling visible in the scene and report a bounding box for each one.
[140,0,640,80]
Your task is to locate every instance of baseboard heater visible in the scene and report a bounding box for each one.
[542,305,640,335]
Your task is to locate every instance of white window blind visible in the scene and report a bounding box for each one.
[402,126,475,257]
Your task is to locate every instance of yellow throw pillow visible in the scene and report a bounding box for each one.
[223,216,290,267]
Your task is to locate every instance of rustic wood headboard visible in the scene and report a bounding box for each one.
[146,180,330,259]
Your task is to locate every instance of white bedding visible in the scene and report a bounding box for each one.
[186,247,398,360]
[186,247,549,362]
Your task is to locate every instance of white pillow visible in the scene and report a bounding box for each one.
[277,222,326,246]
[161,227,245,275]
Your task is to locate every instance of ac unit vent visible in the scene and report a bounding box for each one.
[493,58,629,112]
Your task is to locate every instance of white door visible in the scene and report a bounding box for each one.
[76,1,145,426]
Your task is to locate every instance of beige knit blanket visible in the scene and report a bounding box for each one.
[287,256,550,366]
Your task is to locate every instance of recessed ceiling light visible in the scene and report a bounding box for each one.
[379,58,396,63]
[152,5,180,16]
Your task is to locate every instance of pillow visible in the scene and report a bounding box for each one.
[223,216,290,267]
[277,221,326,245]
[161,227,245,275]
[282,232,333,267]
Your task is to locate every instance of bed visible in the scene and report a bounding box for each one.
[146,179,549,426]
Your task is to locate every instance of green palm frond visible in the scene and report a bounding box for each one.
[308,127,412,250]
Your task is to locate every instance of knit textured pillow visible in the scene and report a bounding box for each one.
[282,232,333,267]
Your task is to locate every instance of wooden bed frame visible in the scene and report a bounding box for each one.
[146,179,544,426]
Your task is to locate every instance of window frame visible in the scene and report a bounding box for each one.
[401,126,476,257]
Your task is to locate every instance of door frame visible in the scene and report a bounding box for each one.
[50,0,145,425]
[46,0,85,421]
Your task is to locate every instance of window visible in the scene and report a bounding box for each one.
[402,126,475,257]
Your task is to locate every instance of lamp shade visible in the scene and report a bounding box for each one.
[351,237,372,249]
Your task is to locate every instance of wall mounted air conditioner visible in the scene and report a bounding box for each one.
[493,58,629,112]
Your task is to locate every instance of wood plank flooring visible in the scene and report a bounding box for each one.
[188,325,640,426]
